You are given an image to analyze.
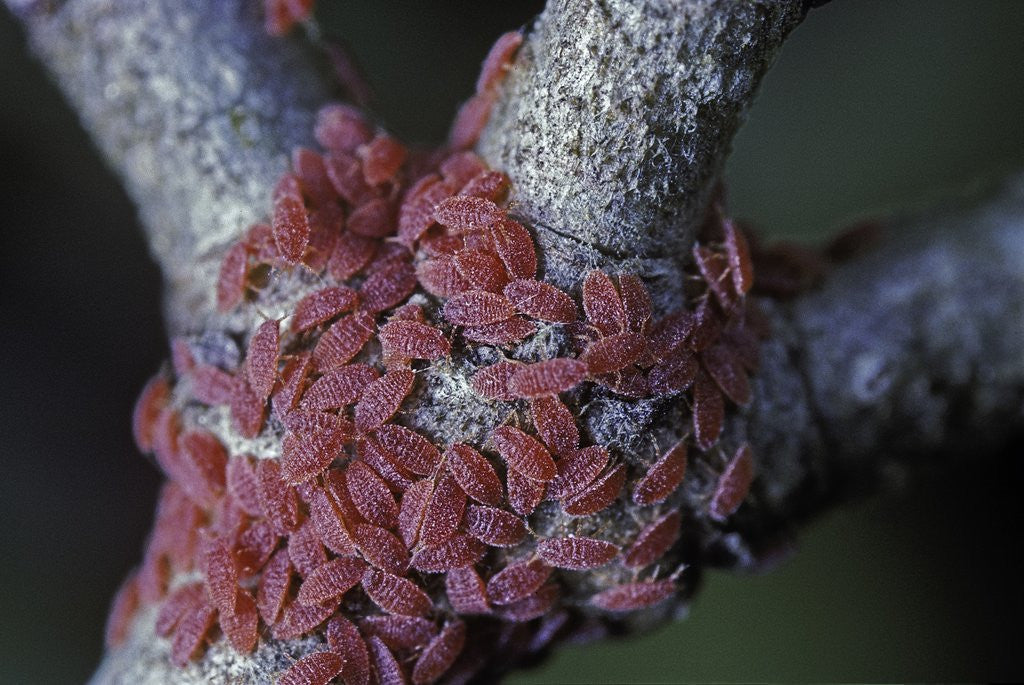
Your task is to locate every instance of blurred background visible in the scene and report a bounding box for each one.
[1,1,1022,682]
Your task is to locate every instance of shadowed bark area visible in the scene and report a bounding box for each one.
[6,0,1023,682]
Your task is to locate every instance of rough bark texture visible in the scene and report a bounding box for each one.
[7,0,1024,683]
[7,0,334,334]
[479,0,804,308]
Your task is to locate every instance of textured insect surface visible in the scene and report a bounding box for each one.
[581,331,646,375]
[355,368,415,434]
[278,651,343,685]
[536,537,619,570]
[709,443,755,521]
[291,286,359,332]
[378,320,450,361]
[443,289,515,326]
[345,461,399,529]
[486,558,552,606]
[410,534,486,573]
[362,568,433,616]
[462,317,537,347]
[562,463,625,516]
[507,358,587,398]
[418,471,467,548]
[374,424,441,475]
[623,511,682,568]
[582,270,626,335]
[547,445,608,501]
[412,620,466,685]
[632,439,688,505]
[491,425,557,481]
[445,444,503,506]
[504,279,577,323]
[590,580,676,611]
[445,566,490,615]
[326,616,372,685]
[505,467,546,517]
[354,524,409,576]
[465,505,526,547]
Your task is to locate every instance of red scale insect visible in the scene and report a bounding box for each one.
[491,425,557,482]
[313,310,376,371]
[256,459,300,535]
[256,548,293,625]
[170,601,216,667]
[648,350,698,396]
[327,231,377,281]
[353,523,409,576]
[104,573,139,648]
[459,170,509,202]
[326,616,372,685]
[347,197,395,238]
[378,320,451,361]
[618,274,653,334]
[217,240,251,312]
[291,147,337,207]
[315,103,372,153]
[373,424,442,475]
[245,319,279,402]
[367,634,407,685]
[445,444,503,506]
[359,436,416,492]
[226,455,263,517]
[722,218,754,295]
[300,363,379,410]
[693,244,737,310]
[454,249,510,292]
[278,651,343,685]
[398,478,434,548]
[495,583,560,623]
[178,430,227,504]
[355,369,415,434]
[470,361,521,401]
[360,615,437,651]
[272,598,338,640]
[623,510,682,568]
[360,134,407,186]
[486,558,552,606]
[410,534,486,573]
[463,317,537,347]
[434,195,504,232]
[440,151,486,188]
[547,445,608,501]
[280,427,344,485]
[443,290,515,326]
[562,463,626,516]
[536,536,619,570]
[632,438,688,506]
[582,270,626,335]
[490,217,537,279]
[503,279,577,323]
[345,461,399,529]
[362,568,433,617]
[307,487,357,557]
[417,255,472,298]
[291,286,359,333]
[448,91,497,151]
[709,443,755,521]
[590,580,676,611]
[235,520,279,575]
[288,518,329,578]
[271,352,314,419]
[692,369,725,450]
[476,30,523,93]
[418,471,467,548]
[360,260,417,313]
[701,341,752,406]
[296,557,367,605]
[688,297,724,353]
[506,467,546,516]
[219,588,259,653]
[190,363,234,406]
[398,175,452,246]
[272,180,311,265]
[445,566,490,615]
[201,536,238,615]
[507,358,588,398]
[324,151,379,207]
[580,331,647,375]
[132,374,170,453]
[464,505,526,547]
[230,372,266,438]
[155,582,204,638]
[648,310,695,361]
[412,620,466,685]
[305,205,341,273]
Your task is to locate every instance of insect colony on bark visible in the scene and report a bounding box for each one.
[110,20,770,685]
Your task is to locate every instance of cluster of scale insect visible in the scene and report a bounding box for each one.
[107,23,771,685]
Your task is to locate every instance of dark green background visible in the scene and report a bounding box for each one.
[1,1,1021,682]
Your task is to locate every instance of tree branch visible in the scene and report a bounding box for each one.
[8,0,1024,682]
